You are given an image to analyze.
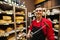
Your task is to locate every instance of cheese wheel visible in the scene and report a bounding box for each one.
[54,24,59,30]
[0,29,5,36]
[18,24,24,30]
[6,27,13,32]
[3,16,11,20]
[0,20,6,24]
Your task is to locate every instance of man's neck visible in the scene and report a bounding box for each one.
[36,16,42,22]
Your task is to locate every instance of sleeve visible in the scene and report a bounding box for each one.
[29,21,33,31]
[46,20,55,40]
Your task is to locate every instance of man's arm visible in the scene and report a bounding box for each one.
[26,21,33,38]
[45,20,55,40]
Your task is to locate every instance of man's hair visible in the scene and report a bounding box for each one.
[35,7,46,12]
[35,7,43,11]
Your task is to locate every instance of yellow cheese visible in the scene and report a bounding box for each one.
[6,20,12,23]
[0,29,5,36]
[20,11,24,14]
[3,16,11,20]
[0,20,6,24]
[16,11,24,14]
[6,27,13,32]
[4,20,12,23]
[16,19,23,22]
[18,24,24,30]
[54,24,59,30]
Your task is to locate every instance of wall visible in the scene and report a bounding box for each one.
[43,0,56,9]
[21,0,35,12]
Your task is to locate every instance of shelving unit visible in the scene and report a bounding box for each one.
[0,1,27,40]
[46,6,60,40]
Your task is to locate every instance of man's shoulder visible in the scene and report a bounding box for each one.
[42,18,48,21]
[42,18,52,23]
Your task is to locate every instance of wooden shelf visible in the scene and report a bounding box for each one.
[0,1,27,40]
[0,22,14,25]
[0,21,26,25]
[0,1,13,10]
[48,6,60,10]
[0,27,26,37]
[0,1,25,11]
[16,14,25,16]
[0,12,25,16]
[46,14,59,17]
[16,21,26,24]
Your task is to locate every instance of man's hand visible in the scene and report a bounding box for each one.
[26,34,32,38]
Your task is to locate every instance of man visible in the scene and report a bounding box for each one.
[26,7,55,40]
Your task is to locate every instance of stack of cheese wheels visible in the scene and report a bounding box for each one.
[16,16,24,22]
[3,16,12,23]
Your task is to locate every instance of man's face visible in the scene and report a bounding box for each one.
[35,8,43,18]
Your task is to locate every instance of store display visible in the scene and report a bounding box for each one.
[0,0,27,40]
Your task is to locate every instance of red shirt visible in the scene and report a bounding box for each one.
[29,18,55,40]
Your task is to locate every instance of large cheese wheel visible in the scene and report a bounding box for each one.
[6,27,13,32]
[3,16,11,20]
